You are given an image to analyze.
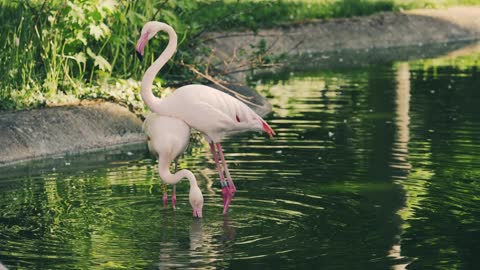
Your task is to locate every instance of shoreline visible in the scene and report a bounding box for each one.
[203,6,480,80]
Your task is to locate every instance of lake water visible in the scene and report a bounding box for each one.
[1,42,480,269]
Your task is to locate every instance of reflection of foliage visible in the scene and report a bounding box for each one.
[253,50,480,268]
[396,60,480,268]
[2,45,480,268]
[410,52,480,73]
[0,145,206,269]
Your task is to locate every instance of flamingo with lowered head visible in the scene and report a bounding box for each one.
[144,114,204,218]
[136,21,275,214]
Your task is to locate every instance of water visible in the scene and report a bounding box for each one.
[1,43,480,269]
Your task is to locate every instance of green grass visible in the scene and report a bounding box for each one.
[1,0,479,111]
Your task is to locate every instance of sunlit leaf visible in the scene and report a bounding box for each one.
[74,52,86,64]
[99,0,118,13]
[88,23,104,40]
[76,31,87,46]
[67,2,85,24]
[99,23,111,36]
[94,54,112,72]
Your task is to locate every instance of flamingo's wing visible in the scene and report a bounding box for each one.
[188,101,236,132]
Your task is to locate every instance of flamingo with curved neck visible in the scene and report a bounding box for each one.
[144,114,203,218]
[136,21,275,214]
[136,22,176,112]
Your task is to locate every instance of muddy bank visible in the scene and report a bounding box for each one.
[204,7,480,79]
[0,102,145,166]
[0,83,271,166]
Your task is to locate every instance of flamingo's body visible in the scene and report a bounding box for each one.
[155,84,274,142]
[143,114,204,218]
[136,21,274,214]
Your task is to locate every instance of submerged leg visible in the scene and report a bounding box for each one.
[216,143,236,214]
[172,185,177,209]
[210,142,228,206]
[172,160,178,209]
[162,182,168,208]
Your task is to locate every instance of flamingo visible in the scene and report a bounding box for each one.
[136,21,275,214]
[143,114,204,218]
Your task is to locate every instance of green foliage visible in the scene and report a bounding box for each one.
[1,0,480,111]
[1,1,140,109]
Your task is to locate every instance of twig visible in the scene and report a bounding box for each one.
[180,60,266,108]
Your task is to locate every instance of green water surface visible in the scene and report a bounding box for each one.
[1,43,480,270]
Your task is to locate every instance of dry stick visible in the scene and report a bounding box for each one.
[180,61,266,109]
[212,39,285,77]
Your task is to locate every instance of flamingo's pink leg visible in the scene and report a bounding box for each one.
[216,143,236,214]
[171,161,178,209]
[171,184,177,209]
[216,143,236,192]
[162,183,168,208]
[209,143,228,205]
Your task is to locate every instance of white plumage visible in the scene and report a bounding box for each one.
[143,114,204,218]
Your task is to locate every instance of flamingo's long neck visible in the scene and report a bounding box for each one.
[157,156,198,189]
[141,25,177,113]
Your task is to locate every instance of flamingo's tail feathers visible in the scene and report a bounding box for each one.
[261,120,276,139]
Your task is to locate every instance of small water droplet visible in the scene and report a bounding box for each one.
[275,150,282,154]
[430,90,435,94]
[328,132,334,137]
[127,152,133,156]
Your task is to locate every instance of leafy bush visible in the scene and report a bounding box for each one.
[1,0,480,111]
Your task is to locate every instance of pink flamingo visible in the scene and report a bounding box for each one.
[136,21,275,214]
[144,114,204,218]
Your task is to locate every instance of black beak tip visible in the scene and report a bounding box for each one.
[136,51,143,62]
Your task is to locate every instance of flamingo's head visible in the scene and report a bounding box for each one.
[135,21,168,61]
[189,185,204,218]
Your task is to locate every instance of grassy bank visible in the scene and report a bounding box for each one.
[1,0,479,112]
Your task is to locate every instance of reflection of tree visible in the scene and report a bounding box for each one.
[398,63,480,269]
[240,66,407,268]
[388,62,413,269]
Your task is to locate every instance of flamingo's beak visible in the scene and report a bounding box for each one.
[135,32,148,61]
[193,208,203,218]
